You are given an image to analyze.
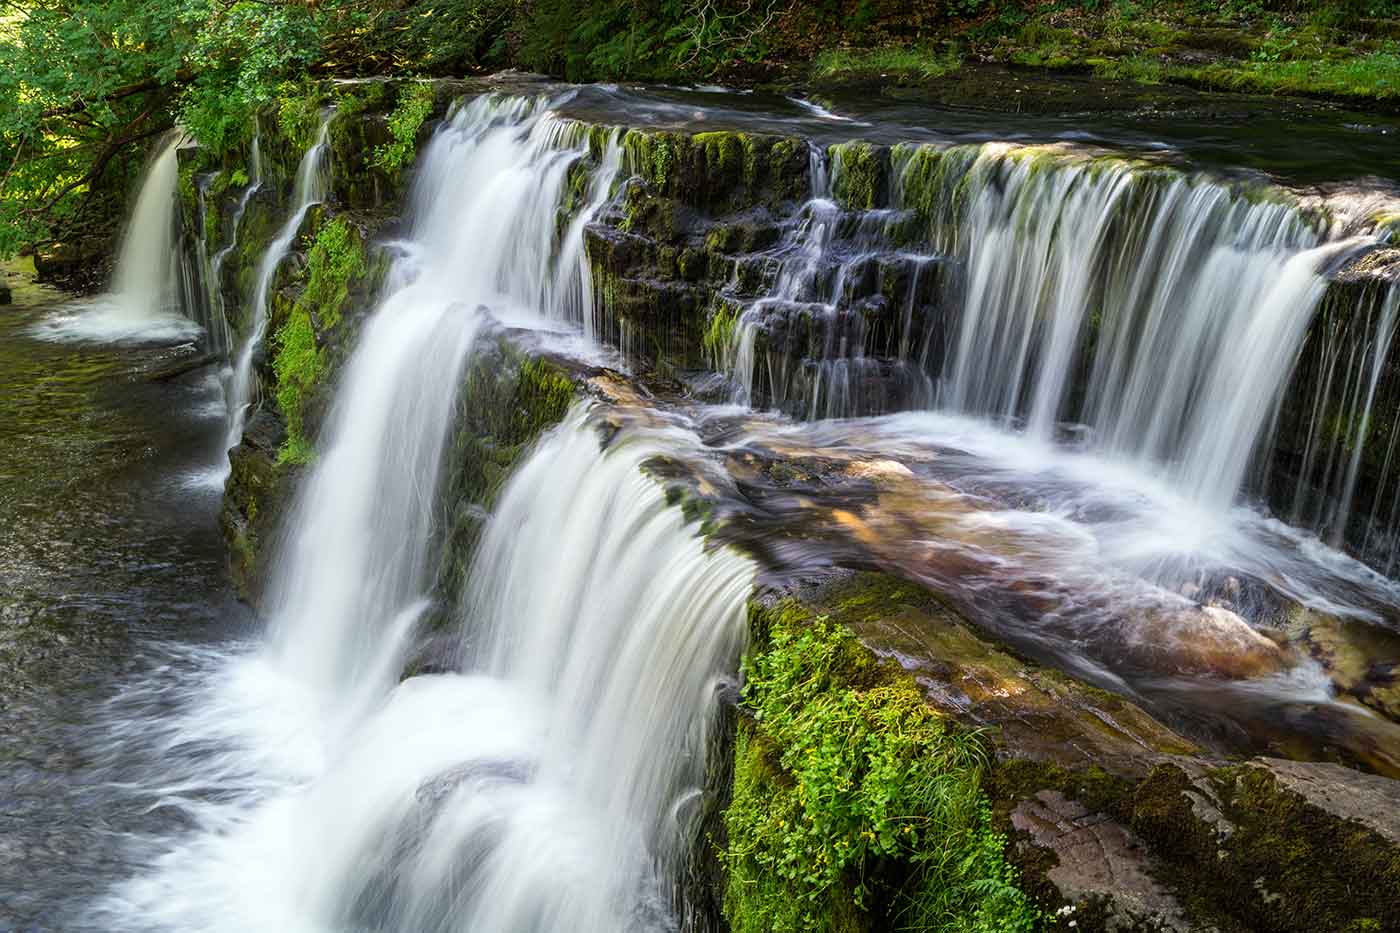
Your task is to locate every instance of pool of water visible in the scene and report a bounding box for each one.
[0,267,251,930]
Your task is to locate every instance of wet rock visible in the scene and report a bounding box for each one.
[757,571,1400,932]
[219,408,296,606]
[1287,607,1400,721]
[0,282,11,305]
[1140,605,1287,679]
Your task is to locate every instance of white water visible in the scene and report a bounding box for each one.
[907,147,1378,513]
[290,406,752,932]
[724,142,1383,518]
[722,145,933,418]
[85,86,1400,932]
[32,133,202,344]
[223,116,332,456]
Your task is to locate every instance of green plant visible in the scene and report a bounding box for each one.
[372,82,435,176]
[277,83,325,150]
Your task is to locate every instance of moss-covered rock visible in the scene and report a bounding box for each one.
[723,590,1042,933]
[829,141,888,211]
[220,409,303,604]
[755,570,1400,933]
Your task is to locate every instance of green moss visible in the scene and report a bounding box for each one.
[702,300,739,367]
[270,218,366,461]
[724,604,1040,933]
[433,341,580,611]
[334,80,390,118]
[695,131,745,182]
[372,82,436,178]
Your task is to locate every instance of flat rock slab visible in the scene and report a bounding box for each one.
[1256,757,1400,845]
[1012,790,1192,932]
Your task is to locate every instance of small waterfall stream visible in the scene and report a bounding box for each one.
[204,128,265,355]
[223,116,332,456]
[109,134,185,322]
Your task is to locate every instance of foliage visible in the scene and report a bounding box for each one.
[724,611,1041,933]
[0,0,322,259]
[277,83,327,152]
[372,82,436,176]
[271,218,365,461]
[5,0,1400,261]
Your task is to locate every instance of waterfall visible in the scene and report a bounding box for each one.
[271,406,752,932]
[223,116,332,456]
[263,95,622,716]
[904,147,1373,511]
[1289,280,1400,558]
[109,133,184,320]
[101,93,744,933]
[205,127,265,356]
[723,143,933,418]
[31,132,202,343]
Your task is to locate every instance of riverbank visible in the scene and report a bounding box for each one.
[792,1,1400,109]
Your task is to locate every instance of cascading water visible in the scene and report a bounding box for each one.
[223,116,331,456]
[204,127,265,355]
[878,145,1400,520]
[1287,280,1400,560]
[109,134,186,320]
[263,96,625,707]
[101,94,697,930]
[722,145,934,418]
[83,83,1400,933]
[908,146,1370,511]
[272,406,753,932]
[721,140,1383,519]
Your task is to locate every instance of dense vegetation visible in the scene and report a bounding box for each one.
[726,608,1040,932]
[2,0,1397,264]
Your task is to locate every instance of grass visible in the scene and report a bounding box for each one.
[812,45,963,83]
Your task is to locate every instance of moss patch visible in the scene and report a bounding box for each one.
[830,142,887,211]
[270,217,366,462]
